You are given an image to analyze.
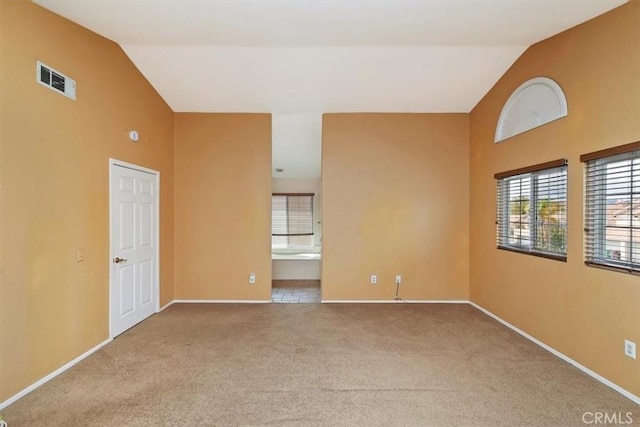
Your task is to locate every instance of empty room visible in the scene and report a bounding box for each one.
[1,0,639,425]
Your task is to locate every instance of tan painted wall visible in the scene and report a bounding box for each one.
[469,2,640,396]
[0,1,175,402]
[174,114,272,300]
[3,0,637,407]
[322,114,469,301]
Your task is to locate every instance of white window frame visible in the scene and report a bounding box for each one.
[496,160,568,261]
[584,150,640,273]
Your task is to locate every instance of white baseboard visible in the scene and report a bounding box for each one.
[469,301,640,405]
[0,338,112,410]
[322,299,470,304]
[158,300,175,312]
[172,299,272,304]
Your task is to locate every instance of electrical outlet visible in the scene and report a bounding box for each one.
[371,275,377,284]
[395,275,402,285]
[249,273,256,284]
[624,340,636,359]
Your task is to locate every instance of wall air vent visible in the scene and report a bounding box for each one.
[36,61,76,100]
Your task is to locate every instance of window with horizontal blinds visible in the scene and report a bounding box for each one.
[271,193,314,237]
[495,160,568,261]
[582,146,640,274]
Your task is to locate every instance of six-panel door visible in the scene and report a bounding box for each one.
[110,164,157,337]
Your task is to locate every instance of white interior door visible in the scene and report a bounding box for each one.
[110,162,159,337]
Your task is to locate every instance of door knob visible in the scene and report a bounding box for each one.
[113,257,128,264]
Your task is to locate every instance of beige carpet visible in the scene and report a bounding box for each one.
[3,304,637,426]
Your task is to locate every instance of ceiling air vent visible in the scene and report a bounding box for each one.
[36,61,76,100]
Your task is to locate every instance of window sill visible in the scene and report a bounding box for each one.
[584,261,640,275]
[497,245,567,262]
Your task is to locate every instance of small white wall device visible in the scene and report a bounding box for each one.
[36,60,76,100]
[129,130,139,142]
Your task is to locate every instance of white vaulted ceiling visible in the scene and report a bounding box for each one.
[33,0,626,114]
[33,0,627,177]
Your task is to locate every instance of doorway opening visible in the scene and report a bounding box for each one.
[271,114,322,303]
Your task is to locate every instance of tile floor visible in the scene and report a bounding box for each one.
[271,285,321,303]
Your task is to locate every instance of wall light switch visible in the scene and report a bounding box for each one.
[76,249,84,262]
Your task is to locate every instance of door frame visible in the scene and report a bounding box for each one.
[108,158,161,339]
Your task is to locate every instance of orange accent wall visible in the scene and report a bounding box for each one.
[322,114,470,301]
[173,114,272,300]
[469,2,640,396]
[0,1,175,402]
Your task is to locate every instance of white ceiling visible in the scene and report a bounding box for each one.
[33,0,627,177]
[272,114,322,178]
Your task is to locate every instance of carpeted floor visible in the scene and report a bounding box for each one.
[3,304,637,426]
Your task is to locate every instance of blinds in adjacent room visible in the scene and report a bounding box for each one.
[272,193,314,236]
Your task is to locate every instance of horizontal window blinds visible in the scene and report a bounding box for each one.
[496,160,568,260]
[583,148,640,273]
[272,193,314,236]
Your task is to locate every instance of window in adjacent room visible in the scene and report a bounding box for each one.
[495,159,568,260]
[272,193,314,248]
[582,141,640,273]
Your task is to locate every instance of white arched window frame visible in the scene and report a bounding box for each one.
[495,77,568,143]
